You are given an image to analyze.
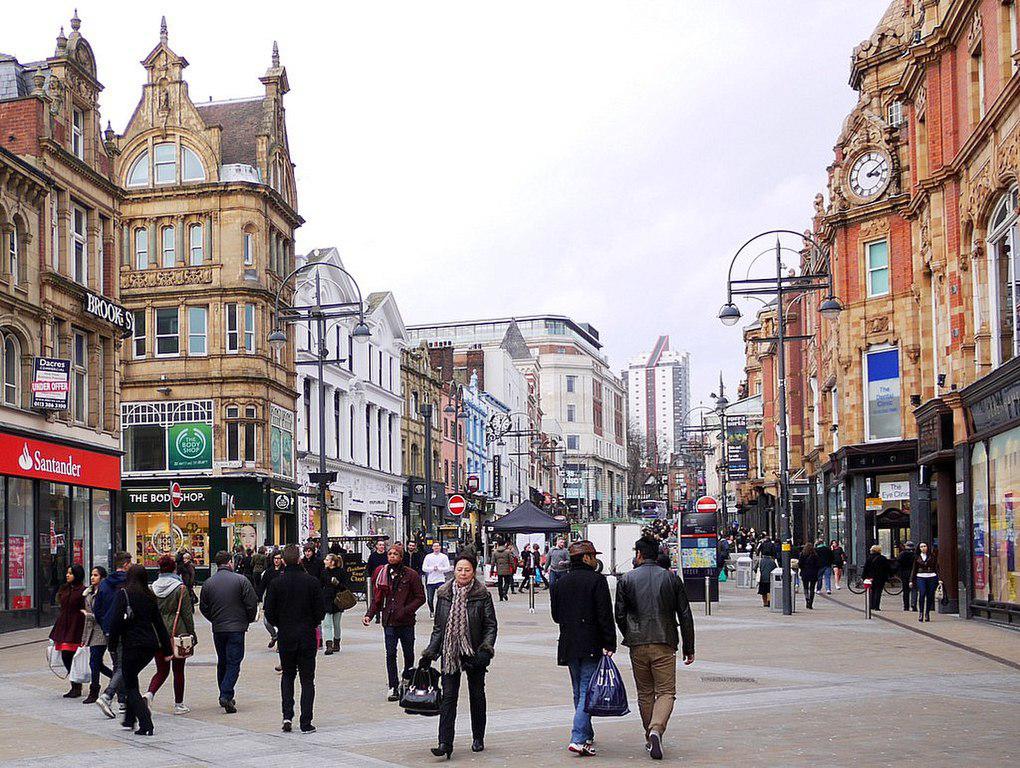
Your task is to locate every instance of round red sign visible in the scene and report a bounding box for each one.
[448,494,467,516]
[170,482,183,509]
[695,495,719,515]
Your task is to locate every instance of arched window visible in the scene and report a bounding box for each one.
[134,227,149,270]
[3,332,20,406]
[182,146,205,182]
[127,151,149,186]
[7,225,18,285]
[189,223,204,265]
[987,187,1019,366]
[161,225,176,268]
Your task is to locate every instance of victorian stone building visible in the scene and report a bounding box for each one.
[114,21,302,573]
[400,341,444,539]
[0,13,124,630]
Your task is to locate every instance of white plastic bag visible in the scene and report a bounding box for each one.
[69,645,91,684]
[45,640,68,679]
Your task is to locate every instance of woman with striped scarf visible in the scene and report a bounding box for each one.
[421,555,498,760]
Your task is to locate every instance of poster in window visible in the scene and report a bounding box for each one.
[866,348,901,441]
[8,535,26,589]
[31,357,71,411]
[270,426,282,475]
[281,430,293,478]
[168,423,212,470]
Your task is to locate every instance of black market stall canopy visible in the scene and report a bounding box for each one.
[487,501,570,534]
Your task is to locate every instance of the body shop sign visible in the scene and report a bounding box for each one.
[168,423,212,470]
[31,357,70,411]
[0,431,120,490]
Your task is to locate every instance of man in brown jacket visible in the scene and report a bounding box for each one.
[363,545,426,700]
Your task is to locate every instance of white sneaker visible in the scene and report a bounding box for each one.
[173,703,190,715]
[835,585,841,590]
[568,743,596,756]
[117,702,127,713]
[96,694,115,719]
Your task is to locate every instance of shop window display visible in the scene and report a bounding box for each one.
[987,426,1020,606]
[972,442,989,601]
[40,483,70,607]
[127,511,209,567]
[92,490,112,571]
[4,477,33,610]
[72,485,89,567]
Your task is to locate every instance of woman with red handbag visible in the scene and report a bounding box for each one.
[145,555,196,714]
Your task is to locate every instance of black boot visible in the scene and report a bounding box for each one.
[63,682,82,699]
[431,744,452,760]
[82,683,100,704]
[471,738,485,752]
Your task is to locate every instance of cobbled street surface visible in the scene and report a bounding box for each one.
[1,581,1017,768]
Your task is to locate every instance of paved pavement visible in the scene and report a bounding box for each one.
[1,579,1017,767]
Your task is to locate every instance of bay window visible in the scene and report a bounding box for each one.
[73,205,87,285]
[244,303,256,353]
[132,310,146,358]
[135,227,148,270]
[987,188,1019,367]
[72,330,88,423]
[155,307,179,357]
[225,303,239,353]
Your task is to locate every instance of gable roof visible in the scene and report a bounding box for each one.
[195,97,265,167]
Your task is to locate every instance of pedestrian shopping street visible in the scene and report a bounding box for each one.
[0,582,1016,768]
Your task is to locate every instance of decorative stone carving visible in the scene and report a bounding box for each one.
[860,218,890,240]
[997,124,1020,181]
[914,84,926,120]
[121,267,212,289]
[964,164,994,225]
[967,9,983,53]
[866,316,890,335]
[904,344,921,363]
[918,203,932,263]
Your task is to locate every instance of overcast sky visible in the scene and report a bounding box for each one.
[8,1,890,408]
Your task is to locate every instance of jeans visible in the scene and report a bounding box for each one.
[917,576,938,618]
[89,645,113,686]
[279,645,316,726]
[383,625,415,690]
[103,646,125,702]
[803,577,818,608]
[263,614,278,640]
[321,612,343,643]
[439,666,487,746]
[120,647,155,732]
[567,656,599,745]
[427,582,442,614]
[147,655,186,703]
[547,571,560,590]
[819,566,833,592]
[213,631,246,701]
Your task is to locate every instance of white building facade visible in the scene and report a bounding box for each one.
[625,335,691,460]
[294,248,405,544]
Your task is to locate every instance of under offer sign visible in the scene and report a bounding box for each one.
[0,430,120,490]
[31,357,71,411]
[448,493,467,516]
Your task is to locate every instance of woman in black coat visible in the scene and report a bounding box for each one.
[107,564,172,736]
[798,543,821,609]
[421,555,497,759]
[862,545,891,610]
[320,553,351,655]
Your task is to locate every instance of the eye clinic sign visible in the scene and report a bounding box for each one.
[82,290,134,337]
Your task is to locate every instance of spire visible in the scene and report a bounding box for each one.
[55,26,67,54]
[70,9,81,32]
[272,40,280,67]
[718,371,725,399]
[160,15,168,44]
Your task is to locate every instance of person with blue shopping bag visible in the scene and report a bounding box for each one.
[550,540,616,757]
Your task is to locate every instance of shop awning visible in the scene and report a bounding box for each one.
[487,501,569,533]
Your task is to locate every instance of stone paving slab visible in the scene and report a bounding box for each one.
[1,581,1017,767]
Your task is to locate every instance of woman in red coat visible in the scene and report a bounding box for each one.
[50,564,86,697]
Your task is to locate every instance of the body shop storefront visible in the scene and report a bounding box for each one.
[0,428,121,632]
[121,477,297,581]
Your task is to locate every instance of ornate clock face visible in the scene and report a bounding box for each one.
[848,150,891,200]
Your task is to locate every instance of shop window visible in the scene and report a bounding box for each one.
[72,330,88,424]
[124,424,166,471]
[73,205,88,285]
[155,307,179,356]
[864,346,901,441]
[72,486,89,567]
[971,441,989,602]
[161,225,176,268]
[40,483,70,607]
[135,227,148,270]
[986,188,1019,366]
[2,331,20,407]
[127,510,209,568]
[188,306,208,356]
[987,427,1020,606]
[5,476,34,610]
[132,310,146,358]
[92,490,112,570]
[866,240,889,297]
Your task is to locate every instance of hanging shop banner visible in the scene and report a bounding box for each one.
[726,416,749,481]
[168,423,213,470]
[31,357,71,411]
[492,455,502,497]
[866,348,901,441]
[0,430,120,490]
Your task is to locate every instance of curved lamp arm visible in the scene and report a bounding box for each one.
[723,228,831,304]
[270,259,368,332]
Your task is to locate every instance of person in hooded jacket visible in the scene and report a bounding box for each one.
[145,555,196,714]
[50,564,86,698]
[107,564,172,736]
[421,554,497,759]
[81,565,114,704]
[93,551,132,718]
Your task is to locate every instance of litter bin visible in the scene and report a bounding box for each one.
[769,568,797,613]
[736,556,753,589]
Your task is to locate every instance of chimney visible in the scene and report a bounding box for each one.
[427,341,455,383]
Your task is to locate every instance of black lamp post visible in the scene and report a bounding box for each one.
[269,262,371,545]
[718,230,842,616]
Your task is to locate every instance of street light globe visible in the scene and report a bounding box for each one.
[267,329,287,352]
[818,295,843,319]
[352,320,372,342]
[718,303,742,326]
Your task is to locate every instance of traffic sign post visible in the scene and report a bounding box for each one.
[448,494,467,517]
[695,495,719,515]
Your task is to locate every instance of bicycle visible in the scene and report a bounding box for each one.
[846,572,903,596]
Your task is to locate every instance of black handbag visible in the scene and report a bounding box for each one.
[399,663,442,716]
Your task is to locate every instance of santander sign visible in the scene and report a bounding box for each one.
[1,431,120,490]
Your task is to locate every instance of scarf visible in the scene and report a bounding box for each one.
[441,582,474,675]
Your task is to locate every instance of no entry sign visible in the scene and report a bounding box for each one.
[695,496,719,515]
[170,482,183,509]
[448,494,467,516]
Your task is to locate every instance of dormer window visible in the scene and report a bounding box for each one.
[72,107,85,160]
[126,142,206,187]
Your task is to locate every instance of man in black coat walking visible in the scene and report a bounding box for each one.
[550,540,616,757]
[264,544,326,733]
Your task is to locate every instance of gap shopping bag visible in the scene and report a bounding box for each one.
[69,645,91,684]
[584,654,630,717]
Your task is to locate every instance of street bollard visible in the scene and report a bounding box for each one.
[704,576,712,616]
[529,574,535,614]
[864,579,872,620]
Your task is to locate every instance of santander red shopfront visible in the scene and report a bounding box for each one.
[0,428,121,632]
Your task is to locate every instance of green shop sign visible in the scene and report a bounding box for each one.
[169,423,213,470]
